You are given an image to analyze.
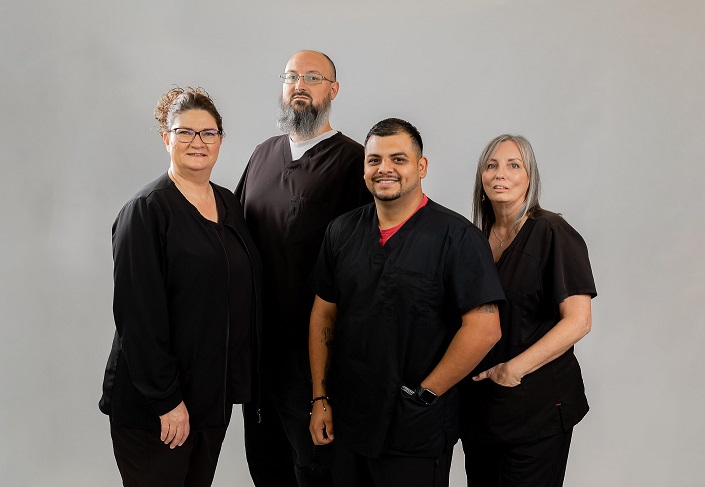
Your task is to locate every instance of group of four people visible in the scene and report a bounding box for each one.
[99,50,596,487]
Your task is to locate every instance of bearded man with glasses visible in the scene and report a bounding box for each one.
[235,50,371,487]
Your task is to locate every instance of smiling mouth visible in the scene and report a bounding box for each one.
[374,178,399,184]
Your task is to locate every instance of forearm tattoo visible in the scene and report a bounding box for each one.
[321,327,334,389]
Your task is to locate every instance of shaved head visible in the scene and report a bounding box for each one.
[288,50,336,80]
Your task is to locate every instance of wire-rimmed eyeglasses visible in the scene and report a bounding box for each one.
[279,73,336,85]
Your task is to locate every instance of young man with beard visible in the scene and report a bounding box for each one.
[235,50,371,487]
[308,119,504,487]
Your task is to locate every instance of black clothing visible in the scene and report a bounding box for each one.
[235,132,371,356]
[99,172,262,431]
[463,429,573,487]
[110,422,227,487]
[332,441,452,487]
[243,349,333,487]
[311,200,505,458]
[462,210,596,445]
[211,191,253,404]
[236,132,371,486]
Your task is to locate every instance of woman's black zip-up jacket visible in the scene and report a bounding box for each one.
[99,172,263,431]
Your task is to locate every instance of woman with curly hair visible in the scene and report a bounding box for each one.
[99,87,262,486]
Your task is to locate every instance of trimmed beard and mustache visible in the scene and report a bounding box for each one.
[276,91,332,139]
[367,177,420,202]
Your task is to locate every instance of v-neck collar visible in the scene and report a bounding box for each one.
[369,199,431,257]
[495,217,535,267]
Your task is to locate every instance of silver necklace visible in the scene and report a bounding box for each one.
[492,226,507,248]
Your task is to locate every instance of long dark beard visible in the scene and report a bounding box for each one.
[276,94,332,139]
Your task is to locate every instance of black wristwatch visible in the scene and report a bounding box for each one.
[415,386,438,405]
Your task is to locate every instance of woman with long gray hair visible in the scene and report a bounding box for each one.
[460,134,596,486]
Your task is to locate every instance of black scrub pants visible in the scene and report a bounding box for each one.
[462,429,573,487]
[331,440,452,487]
[243,348,333,487]
[110,422,226,487]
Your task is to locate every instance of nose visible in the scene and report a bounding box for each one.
[494,164,506,179]
[190,134,206,147]
[294,76,307,90]
[377,158,394,173]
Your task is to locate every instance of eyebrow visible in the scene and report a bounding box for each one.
[175,127,219,131]
[366,151,409,158]
[489,157,522,162]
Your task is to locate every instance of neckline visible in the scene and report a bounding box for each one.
[372,198,431,250]
[494,217,534,265]
[166,172,222,224]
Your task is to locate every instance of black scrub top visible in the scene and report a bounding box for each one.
[312,200,505,457]
[235,133,371,358]
[465,209,597,443]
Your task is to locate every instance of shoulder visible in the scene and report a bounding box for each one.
[528,209,591,256]
[326,203,374,239]
[531,209,585,238]
[309,132,365,173]
[113,174,178,237]
[115,173,200,229]
[422,200,485,237]
[411,200,489,256]
[119,173,173,213]
[330,202,373,227]
[312,132,365,161]
[331,132,364,152]
[129,172,170,198]
[531,208,566,226]
[424,199,472,226]
[261,134,288,146]
[250,134,288,154]
[528,210,596,296]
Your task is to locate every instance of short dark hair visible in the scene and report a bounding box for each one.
[364,118,423,156]
[154,86,224,136]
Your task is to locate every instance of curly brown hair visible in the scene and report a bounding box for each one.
[153,86,224,136]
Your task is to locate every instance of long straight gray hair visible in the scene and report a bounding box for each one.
[471,134,542,236]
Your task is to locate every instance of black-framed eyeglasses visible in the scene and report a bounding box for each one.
[170,128,222,144]
[279,73,335,85]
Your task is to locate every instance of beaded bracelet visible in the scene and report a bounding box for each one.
[310,395,330,412]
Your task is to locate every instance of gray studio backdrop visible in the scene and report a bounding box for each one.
[2,0,704,485]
